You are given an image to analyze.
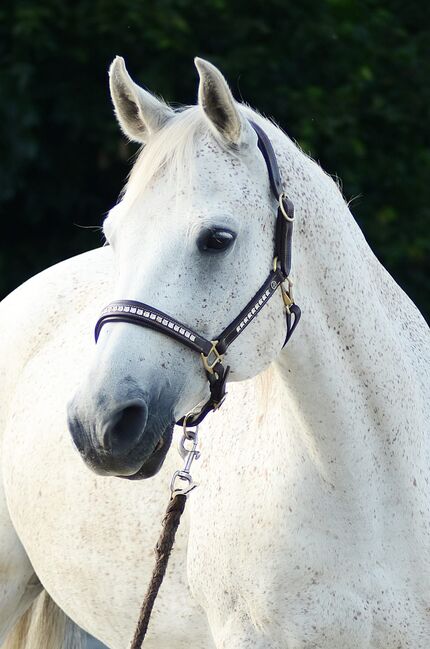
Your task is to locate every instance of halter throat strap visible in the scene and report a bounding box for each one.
[94,121,301,426]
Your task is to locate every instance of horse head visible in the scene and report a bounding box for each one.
[67,57,290,479]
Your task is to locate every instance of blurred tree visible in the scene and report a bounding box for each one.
[0,0,429,318]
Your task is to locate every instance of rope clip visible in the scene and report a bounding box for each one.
[170,424,200,497]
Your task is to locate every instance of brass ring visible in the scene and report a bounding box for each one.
[279,193,295,222]
[182,414,200,440]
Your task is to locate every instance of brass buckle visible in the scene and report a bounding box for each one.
[213,394,226,410]
[201,340,224,374]
[281,277,294,313]
[279,192,295,222]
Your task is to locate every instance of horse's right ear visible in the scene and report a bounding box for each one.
[109,56,173,143]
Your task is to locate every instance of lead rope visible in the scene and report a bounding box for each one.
[129,425,200,648]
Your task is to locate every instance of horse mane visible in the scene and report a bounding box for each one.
[2,591,83,649]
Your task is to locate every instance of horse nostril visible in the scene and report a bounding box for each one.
[103,401,148,456]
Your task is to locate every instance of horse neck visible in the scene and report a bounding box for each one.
[260,120,428,491]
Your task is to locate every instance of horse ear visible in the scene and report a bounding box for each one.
[195,58,249,146]
[109,56,173,143]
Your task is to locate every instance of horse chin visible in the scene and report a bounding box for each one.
[119,425,174,480]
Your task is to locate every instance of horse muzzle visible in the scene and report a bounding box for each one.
[67,390,175,479]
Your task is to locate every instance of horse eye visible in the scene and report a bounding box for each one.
[197,228,236,253]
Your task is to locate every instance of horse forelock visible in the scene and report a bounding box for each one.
[122,106,207,206]
[120,104,271,209]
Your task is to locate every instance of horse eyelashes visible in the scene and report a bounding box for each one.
[197,227,236,253]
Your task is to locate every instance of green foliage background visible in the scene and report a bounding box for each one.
[1,0,429,319]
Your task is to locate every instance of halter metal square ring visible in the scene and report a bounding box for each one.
[201,340,224,374]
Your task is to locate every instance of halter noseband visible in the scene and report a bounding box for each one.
[94,121,301,426]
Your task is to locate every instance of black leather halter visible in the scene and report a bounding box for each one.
[95,121,301,426]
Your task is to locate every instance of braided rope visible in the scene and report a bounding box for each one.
[129,493,187,648]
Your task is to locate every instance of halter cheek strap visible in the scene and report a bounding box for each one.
[94,121,301,426]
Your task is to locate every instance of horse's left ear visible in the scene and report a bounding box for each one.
[195,58,253,147]
[109,56,173,143]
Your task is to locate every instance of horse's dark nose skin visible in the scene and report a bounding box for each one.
[102,400,148,457]
[67,392,174,478]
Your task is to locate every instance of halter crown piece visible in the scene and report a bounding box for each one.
[94,121,301,426]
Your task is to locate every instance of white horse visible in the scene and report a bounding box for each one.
[0,56,429,649]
